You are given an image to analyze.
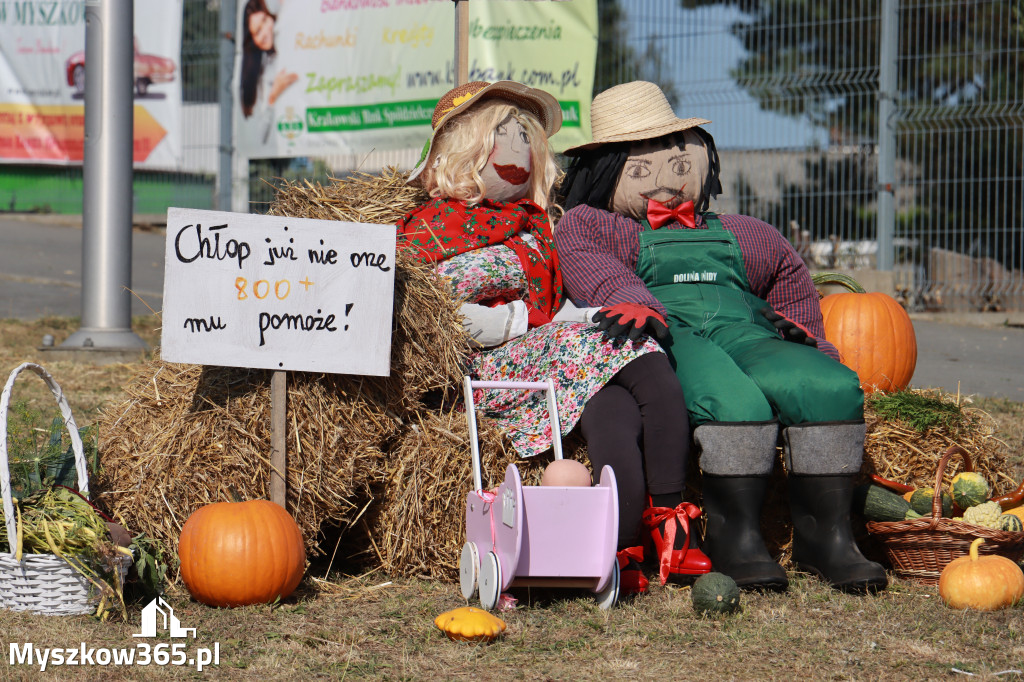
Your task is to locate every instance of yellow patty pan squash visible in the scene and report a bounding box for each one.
[434,606,507,642]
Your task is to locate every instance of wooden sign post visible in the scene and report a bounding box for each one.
[270,371,287,507]
[161,208,397,508]
[454,0,469,86]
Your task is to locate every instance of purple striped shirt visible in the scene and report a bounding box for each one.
[555,204,840,360]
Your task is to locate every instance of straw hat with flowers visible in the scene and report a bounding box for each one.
[407,80,562,186]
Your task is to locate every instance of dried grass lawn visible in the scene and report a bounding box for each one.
[2,316,1024,680]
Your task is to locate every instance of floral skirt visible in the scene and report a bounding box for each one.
[470,321,664,458]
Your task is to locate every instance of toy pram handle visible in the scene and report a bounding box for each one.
[462,377,564,492]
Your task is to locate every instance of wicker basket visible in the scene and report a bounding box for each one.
[0,362,125,615]
[865,444,1024,585]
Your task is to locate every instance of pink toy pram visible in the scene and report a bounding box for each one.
[459,377,620,611]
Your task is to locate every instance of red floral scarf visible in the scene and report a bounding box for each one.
[397,197,563,323]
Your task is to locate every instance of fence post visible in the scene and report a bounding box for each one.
[876,0,899,272]
[217,0,237,212]
[454,0,469,86]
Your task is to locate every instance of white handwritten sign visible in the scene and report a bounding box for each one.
[161,208,396,376]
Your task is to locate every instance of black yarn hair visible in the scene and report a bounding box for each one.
[692,127,723,213]
[239,0,275,119]
[559,143,630,213]
[558,128,723,215]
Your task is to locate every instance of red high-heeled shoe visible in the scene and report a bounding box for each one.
[642,501,712,585]
[616,545,649,595]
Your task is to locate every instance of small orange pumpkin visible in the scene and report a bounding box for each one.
[938,538,1024,611]
[178,499,306,607]
[814,273,917,394]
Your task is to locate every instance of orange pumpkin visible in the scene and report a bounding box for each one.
[178,500,306,607]
[938,538,1024,611]
[815,273,917,394]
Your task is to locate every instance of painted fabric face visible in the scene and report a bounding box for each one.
[611,130,709,221]
[481,114,532,203]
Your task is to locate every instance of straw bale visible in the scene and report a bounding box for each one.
[93,170,473,565]
[266,167,427,225]
[862,389,1015,496]
[366,409,589,578]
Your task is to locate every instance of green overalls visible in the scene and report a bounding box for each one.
[634,214,863,427]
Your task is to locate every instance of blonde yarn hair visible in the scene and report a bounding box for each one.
[420,100,561,212]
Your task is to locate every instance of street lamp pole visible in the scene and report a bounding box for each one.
[60,0,147,353]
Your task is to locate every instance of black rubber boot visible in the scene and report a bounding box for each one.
[789,475,888,593]
[701,475,789,591]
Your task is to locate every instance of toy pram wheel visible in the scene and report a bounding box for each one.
[594,559,620,610]
[459,542,480,600]
[478,551,502,611]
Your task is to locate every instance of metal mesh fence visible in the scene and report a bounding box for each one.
[601,0,1023,312]
[894,0,1024,312]
[606,1,886,270]
[3,0,1021,311]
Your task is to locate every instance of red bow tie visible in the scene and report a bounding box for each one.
[646,198,696,229]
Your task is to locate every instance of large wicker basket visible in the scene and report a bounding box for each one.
[0,362,124,615]
[865,445,1024,585]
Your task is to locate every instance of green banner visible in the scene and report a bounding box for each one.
[305,99,581,134]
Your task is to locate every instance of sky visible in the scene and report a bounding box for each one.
[624,2,831,150]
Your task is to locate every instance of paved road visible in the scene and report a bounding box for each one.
[0,214,165,320]
[2,214,1023,401]
[909,318,1024,402]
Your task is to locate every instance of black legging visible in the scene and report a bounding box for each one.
[580,352,690,547]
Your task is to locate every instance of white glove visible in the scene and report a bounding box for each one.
[552,300,602,324]
[459,301,529,348]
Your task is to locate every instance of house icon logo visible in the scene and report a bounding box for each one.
[133,597,197,639]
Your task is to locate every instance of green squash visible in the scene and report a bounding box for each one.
[950,472,991,510]
[853,484,912,522]
[999,514,1024,532]
[691,572,741,615]
[909,487,954,517]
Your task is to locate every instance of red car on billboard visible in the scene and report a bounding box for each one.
[65,38,176,97]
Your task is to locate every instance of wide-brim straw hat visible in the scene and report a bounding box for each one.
[407,80,562,186]
[564,80,710,155]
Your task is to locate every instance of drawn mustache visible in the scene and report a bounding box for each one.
[641,187,687,204]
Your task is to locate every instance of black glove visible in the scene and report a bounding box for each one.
[593,303,670,343]
[760,307,818,347]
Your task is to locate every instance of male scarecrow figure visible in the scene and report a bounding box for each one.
[556,81,887,592]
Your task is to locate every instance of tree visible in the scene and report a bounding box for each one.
[181,0,220,103]
[595,0,679,105]
[682,0,1023,273]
